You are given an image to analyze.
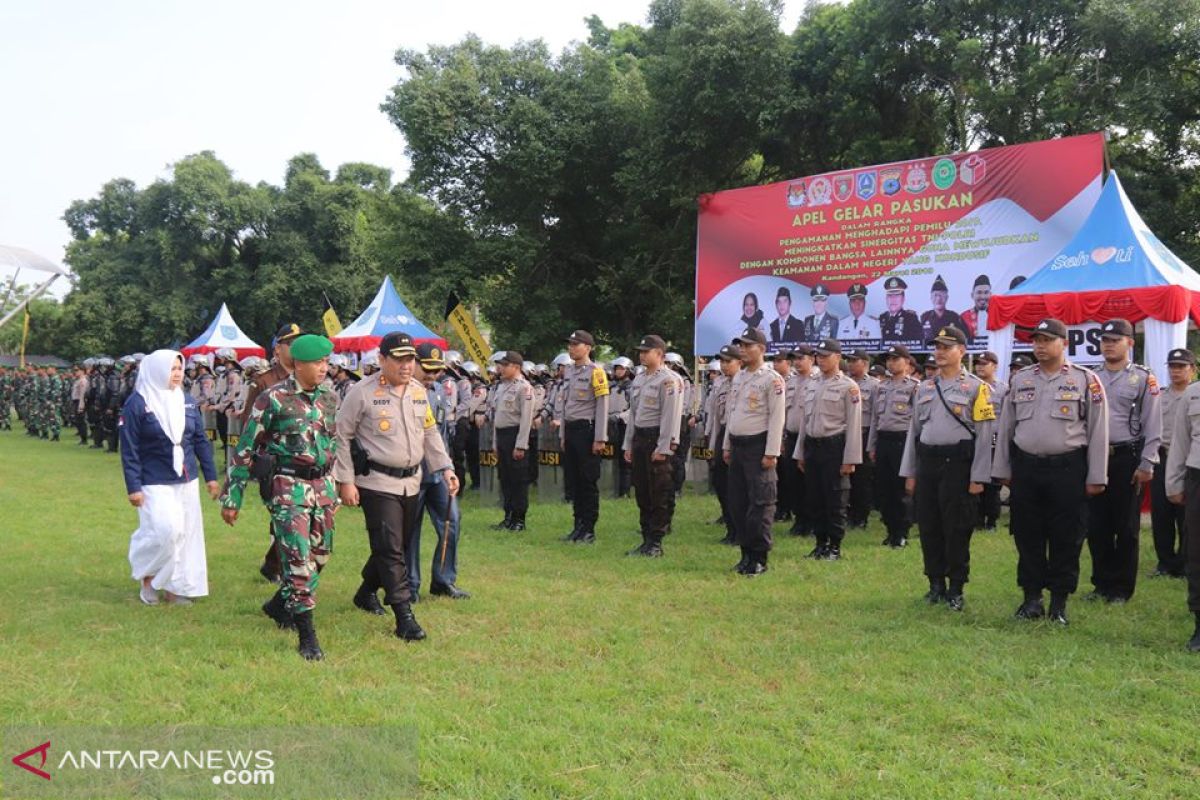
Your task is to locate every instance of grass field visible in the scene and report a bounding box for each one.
[2,427,1199,799]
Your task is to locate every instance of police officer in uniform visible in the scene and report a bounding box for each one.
[609,356,635,498]
[492,351,535,531]
[622,335,683,557]
[900,326,995,610]
[845,349,879,528]
[878,277,923,344]
[868,345,919,547]
[837,283,881,340]
[793,338,862,560]
[723,327,786,576]
[972,351,1007,530]
[1085,318,1161,603]
[993,318,1109,625]
[1164,361,1200,650]
[558,330,610,543]
[705,346,741,544]
[785,345,816,535]
[769,350,794,523]
[1152,348,1194,578]
[802,284,839,342]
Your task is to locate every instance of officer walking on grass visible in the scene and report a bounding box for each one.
[793,338,862,561]
[723,327,786,577]
[899,326,995,611]
[993,318,1108,626]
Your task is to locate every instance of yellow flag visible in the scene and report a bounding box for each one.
[444,292,491,382]
[19,307,30,368]
[322,294,343,337]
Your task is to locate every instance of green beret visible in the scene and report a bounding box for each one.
[290,334,334,362]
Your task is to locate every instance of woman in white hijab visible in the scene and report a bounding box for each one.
[120,350,219,605]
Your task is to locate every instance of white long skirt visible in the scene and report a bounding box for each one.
[128,480,209,598]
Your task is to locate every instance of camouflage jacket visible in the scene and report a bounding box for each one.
[220,376,339,511]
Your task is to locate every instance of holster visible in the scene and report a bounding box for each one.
[350,437,371,476]
[252,451,276,503]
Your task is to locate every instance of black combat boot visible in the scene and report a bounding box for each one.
[1188,612,1200,652]
[946,582,965,612]
[742,551,768,578]
[490,513,513,531]
[924,578,947,605]
[733,547,751,573]
[261,589,296,630]
[642,535,664,557]
[626,534,649,556]
[294,612,324,660]
[392,602,427,642]
[1048,593,1069,626]
[1014,589,1045,620]
[352,584,386,616]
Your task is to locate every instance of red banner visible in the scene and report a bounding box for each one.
[694,133,1106,354]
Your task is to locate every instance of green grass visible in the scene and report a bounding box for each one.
[2,427,1199,799]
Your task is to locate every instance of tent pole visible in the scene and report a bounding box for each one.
[0,274,58,330]
[0,268,21,313]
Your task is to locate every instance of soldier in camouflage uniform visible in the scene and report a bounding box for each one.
[42,366,63,440]
[220,335,339,661]
[0,367,12,430]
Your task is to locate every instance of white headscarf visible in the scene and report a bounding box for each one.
[137,349,187,476]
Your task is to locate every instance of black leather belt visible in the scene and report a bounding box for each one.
[729,432,767,445]
[365,459,419,479]
[1109,439,1144,457]
[1013,446,1085,468]
[876,430,907,441]
[565,419,593,429]
[634,426,660,436]
[918,440,973,459]
[276,464,332,480]
[806,434,845,447]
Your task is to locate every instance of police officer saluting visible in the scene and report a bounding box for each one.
[993,318,1109,626]
[723,327,786,576]
[793,338,862,560]
[334,332,457,642]
[868,345,919,547]
[622,335,683,557]
[1085,318,1161,604]
[559,330,610,543]
[492,351,535,531]
[899,326,995,610]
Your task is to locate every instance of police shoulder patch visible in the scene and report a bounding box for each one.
[591,366,610,398]
[1147,373,1160,396]
[972,383,996,422]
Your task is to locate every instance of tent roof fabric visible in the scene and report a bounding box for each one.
[181,303,266,359]
[989,172,1200,328]
[0,245,70,277]
[332,276,447,353]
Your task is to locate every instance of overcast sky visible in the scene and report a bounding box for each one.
[0,1,803,295]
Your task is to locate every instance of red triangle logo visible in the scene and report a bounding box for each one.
[12,740,51,780]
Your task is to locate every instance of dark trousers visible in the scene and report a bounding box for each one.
[528,428,540,485]
[88,409,104,446]
[847,427,872,525]
[915,445,977,585]
[727,433,777,555]
[632,431,674,539]
[408,478,460,593]
[783,431,809,529]
[496,426,530,523]
[1150,449,1186,575]
[1086,446,1142,599]
[216,411,229,450]
[671,421,690,494]
[875,431,911,539]
[980,482,1002,527]
[452,417,470,488]
[804,434,849,547]
[104,410,118,452]
[358,486,416,605]
[563,420,601,533]
[74,411,88,444]
[1011,448,1088,595]
[465,423,481,489]
[1182,469,1200,612]
[614,420,632,497]
[777,430,797,518]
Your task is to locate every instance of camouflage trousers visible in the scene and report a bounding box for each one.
[270,501,335,615]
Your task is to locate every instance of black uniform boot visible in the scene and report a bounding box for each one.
[1014,589,1045,620]
[1048,593,1069,626]
[643,535,664,557]
[946,582,965,612]
[294,612,324,660]
[352,585,386,616]
[742,551,768,578]
[626,534,649,556]
[490,514,513,531]
[261,589,296,630]
[392,602,427,642]
[733,547,751,573]
[1188,613,1200,652]
[924,578,947,605]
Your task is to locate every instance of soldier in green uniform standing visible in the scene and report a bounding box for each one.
[220,335,339,661]
[0,366,12,429]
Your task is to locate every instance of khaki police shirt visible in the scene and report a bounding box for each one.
[704,374,731,450]
[558,361,610,442]
[492,376,534,450]
[793,370,863,465]
[1097,362,1162,472]
[723,364,787,456]
[854,374,881,429]
[867,375,919,451]
[992,362,1109,485]
[898,370,996,484]
[787,371,816,435]
[1161,384,1189,451]
[334,373,452,497]
[1165,382,1200,495]
[622,367,684,456]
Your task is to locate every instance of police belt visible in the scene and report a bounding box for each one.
[1012,446,1085,468]
[917,440,973,460]
[876,430,907,442]
[728,432,767,446]
[805,433,845,448]
[1187,467,1200,480]
[1109,439,1144,458]
[564,419,594,430]
[365,459,419,479]
[634,426,661,437]
[275,464,332,480]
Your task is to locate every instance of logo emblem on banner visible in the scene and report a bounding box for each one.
[833,174,852,202]
[960,154,987,185]
[808,176,832,206]
[881,167,902,196]
[932,158,957,190]
[855,171,877,201]
[904,163,928,194]
[786,180,807,208]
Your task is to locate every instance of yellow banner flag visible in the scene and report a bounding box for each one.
[445,292,491,381]
[322,293,343,337]
[19,307,30,368]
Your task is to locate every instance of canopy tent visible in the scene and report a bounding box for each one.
[332,276,447,353]
[181,303,266,359]
[0,245,70,330]
[987,172,1200,380]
